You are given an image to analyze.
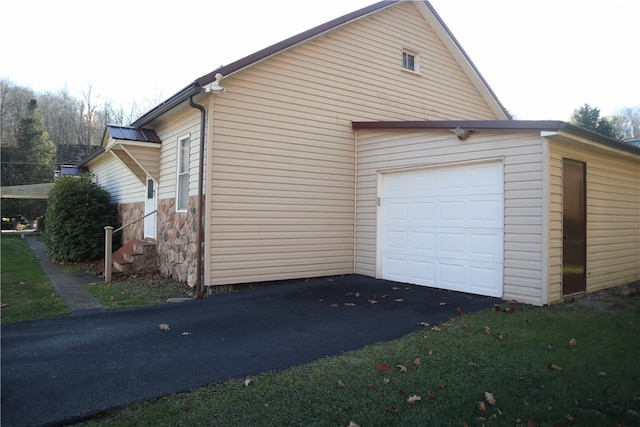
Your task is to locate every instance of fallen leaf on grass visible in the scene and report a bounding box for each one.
[244,378,252,387]
[417,321,431,327]
[347,421,360,427]
[548,363,563,370]
[407,395,422,404]
[413,357,421,366]
[431,325,442,332]
[457,306,464,314]
[0,302,7,308]
[396,364,408,372]
[485,391,496,406]
[569,338,577,346]
[378,361,393,373]
[383,378,390,384]
[385,406,400,414]
[428,392,438,400]
[484,326,491,335]
[337,379,345,388]
[478,401,486,412]
[158,323,170,330]
[504,305,516,313]
[497,332,505,341]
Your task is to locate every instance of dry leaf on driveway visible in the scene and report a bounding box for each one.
[158,323,170,331]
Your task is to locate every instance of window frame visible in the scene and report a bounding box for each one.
[402,48,420,74]
[176,134,190,212]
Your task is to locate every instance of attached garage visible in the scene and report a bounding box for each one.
[353,120,640,306]
[380,161,504,297]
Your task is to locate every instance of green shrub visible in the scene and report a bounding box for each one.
[44,175,120,262]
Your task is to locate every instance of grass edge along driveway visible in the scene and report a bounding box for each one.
[84,285,639,427]
[0,234,70,323]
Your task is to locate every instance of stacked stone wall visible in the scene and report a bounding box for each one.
[156,196,200,286]
[118,202,144,243]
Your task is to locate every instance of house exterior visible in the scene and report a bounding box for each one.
[82,0,640,306]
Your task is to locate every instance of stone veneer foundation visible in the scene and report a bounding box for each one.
[156,196,200,286]
[118,202,144,243]
[116,197,200,286]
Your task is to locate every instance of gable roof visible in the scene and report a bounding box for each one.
[132,0,509,127]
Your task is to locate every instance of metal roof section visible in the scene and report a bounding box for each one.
[351,120,640,157]
[105,125,162,143]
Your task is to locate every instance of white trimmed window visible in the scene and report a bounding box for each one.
[402,49,419,73]
[176,135,190,211]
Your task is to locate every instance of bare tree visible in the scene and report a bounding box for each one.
[613,106,640,140]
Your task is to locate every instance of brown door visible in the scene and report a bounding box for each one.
[562,158,587,295]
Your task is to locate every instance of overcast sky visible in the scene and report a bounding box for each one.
[2,0,638,120]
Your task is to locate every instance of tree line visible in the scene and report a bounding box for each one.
[0,78,152,221]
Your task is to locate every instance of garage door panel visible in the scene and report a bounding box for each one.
[412,231,435,253]
[385,230,409,250]
[380,162,504,298]
[412,260,435,284]
[412,202,435,222]
[468,232,503,261]
[438,262,465,288]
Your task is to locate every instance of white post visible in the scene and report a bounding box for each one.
[105,226,113,283]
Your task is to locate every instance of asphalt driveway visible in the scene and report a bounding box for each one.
[1,274,498,426]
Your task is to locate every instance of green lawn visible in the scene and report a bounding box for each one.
[86,275,192,309]
[0,234,71,323]
[85,286,640,427]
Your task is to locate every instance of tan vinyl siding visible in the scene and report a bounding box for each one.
[88,153,143,204]
[204,2,503,286]
[547,139,640,303]
[355,129,546,305]
[153,106,203,201]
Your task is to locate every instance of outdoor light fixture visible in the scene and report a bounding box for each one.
[204,73,225,93]
[451,126,474,141]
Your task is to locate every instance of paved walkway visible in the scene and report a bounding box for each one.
[24,234,103,311]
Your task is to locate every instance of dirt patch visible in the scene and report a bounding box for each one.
[572,281,639,311]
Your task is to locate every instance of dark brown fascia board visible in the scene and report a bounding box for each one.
[195,1,400,86]
[352,120,640,156]
[352,120,563,131]
[131,83,203,128]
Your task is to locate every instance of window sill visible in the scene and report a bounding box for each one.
[401,67,422,76]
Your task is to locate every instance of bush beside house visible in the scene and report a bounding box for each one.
[44,175,120,262]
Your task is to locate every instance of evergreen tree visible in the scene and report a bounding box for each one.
[13,99,57,185]
[570,104,620,139]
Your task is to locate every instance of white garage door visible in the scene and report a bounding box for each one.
[380,162,504,297]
